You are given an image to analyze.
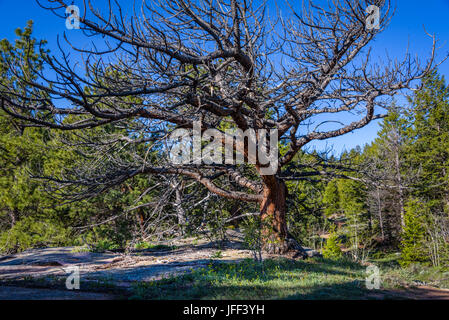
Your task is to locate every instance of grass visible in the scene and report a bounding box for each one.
[134,241,178,251]
[380,264,449,289]
[4,247,448,300]
[130,257,383,300]
[366,252,449,289]
[69,241,178,253]
[129,251,449,299]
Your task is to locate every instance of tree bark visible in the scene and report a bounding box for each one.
[376,187,385,241]
[260,177,289,254]
[174,182,187,232]
[393,145,405,230]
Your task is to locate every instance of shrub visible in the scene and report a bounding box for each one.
[399,199,429,267]
[0,217,71,254]
[322,231,343,260]
[242,216,263,262]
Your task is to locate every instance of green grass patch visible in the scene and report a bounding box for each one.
[130,258,380,300]
[381,263,449,289]
[134,241,178,251]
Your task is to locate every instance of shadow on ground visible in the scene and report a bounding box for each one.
[2,238,449,300]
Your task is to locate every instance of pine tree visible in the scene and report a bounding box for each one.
[0,23,161,253]
[398,71,449,265]
[322,179,341,217]
[360,104,410,243]
[405,71,449,212]
[322,227,343,260]
[337,179,370,260]
[399,198,429,266]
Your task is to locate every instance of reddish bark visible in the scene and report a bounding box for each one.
[260,177,288,254]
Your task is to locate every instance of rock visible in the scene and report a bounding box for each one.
[303,248,322,258]
[28,261,64,267]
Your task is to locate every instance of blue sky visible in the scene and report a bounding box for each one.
[0,0,448,155]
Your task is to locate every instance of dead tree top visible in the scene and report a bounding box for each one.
[0,0,438,201]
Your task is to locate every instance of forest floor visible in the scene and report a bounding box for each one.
[1,230,449,300]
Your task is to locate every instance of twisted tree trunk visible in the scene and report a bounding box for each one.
[260,177,289,254]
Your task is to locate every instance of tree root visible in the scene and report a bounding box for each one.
[285,236,309,259]
[262,234,321,259]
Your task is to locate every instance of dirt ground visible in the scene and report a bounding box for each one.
[1,230,449,300]
[0,231,254,299]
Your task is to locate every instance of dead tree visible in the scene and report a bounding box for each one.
[0,0,438,253]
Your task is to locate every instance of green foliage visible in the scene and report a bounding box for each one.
[242,215,263,261]
[134,241,152,250]
[337,179,367,217]
[322,229,343,260]
[286,153,326,249]
[210,250,223,259]
[322,178,368,221]
[130,258,370,300]
[0,217,71,254]
[322,180,340,217]
[394,71,449,266]
[399,199,429,267]
[1,23,448,277]
[0,23,164,254]
[134,242,177,251]
[88,239,121,253]
[405,71,449,207]
[0,22,66,253]
[381,262,449,290]
[321,177,370,260]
